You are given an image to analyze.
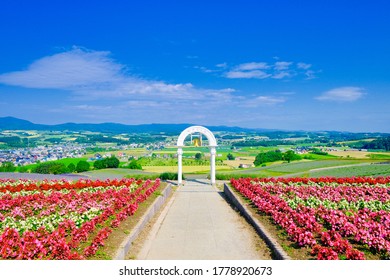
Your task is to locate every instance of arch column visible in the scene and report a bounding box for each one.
[210,147,216,185]
[177,147,183,185]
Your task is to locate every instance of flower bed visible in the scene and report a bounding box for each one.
[0,178,160,259]
[230,177,390,260]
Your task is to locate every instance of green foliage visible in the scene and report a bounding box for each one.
[105,156,120,168]
[17,166,28,173]
[215,173,262,180]
[0,161,16,172]
[194,153,202,160]
[310,148,328,155]
[362,137,390,151]
[67,163,76,173]
[125,174,160,180]
[127,159,142,170]
[0,136,30,148]
[33,162,70,174]
[159,172,183,180]
[76,160,90,173]
[283,150,301,163]
[93,159,105,170]
[226,153,235,160]
[93,156,120,170]
[234,140,288,147]
[253,150,301,165]
[253,150,283,166]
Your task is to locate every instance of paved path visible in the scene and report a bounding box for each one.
[137,180,266,260]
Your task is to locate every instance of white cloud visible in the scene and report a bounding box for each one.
[0,47,300,126]
[272,71,293,79]
[316,87,365,102]
[0,47,124,89]
[274,61,292,70]
[240,95,286,107]
[297,62,312,70]
[225,70,271,79]
[221,59,315,80]
[234,62,270,71]
[0,47,235,102]
[304,70,316,80]
[194,66,217,73]
[216,62,228,68]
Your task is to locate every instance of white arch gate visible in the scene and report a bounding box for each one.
[177,126,217,185]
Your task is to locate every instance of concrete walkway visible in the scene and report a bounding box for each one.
[137,179,266,260]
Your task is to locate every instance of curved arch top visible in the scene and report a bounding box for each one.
[177,126,217,147]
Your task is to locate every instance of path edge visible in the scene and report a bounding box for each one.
[223,183,291,260]
[113,183,173,260]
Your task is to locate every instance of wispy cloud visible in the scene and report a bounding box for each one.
[213,60,317,80]
[297,62,312,70]
[272,71,293,79]
[316,87,366,102]
[234,62,270,71]
[0,47,123,89]
[0,47,234,103]
[240,95,286,107]
[215,62,228,68]
[225,70,271,79]
[0,47,297,125]
[274,61,292,71]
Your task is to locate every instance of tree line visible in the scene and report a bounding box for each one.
[253,150,301,166]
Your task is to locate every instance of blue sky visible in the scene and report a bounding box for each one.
[0,0,389,132]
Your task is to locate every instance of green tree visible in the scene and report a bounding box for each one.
[253,150,283,166]
[50,164,70,174]
[226,153,235,160]
[0,161,16,172]
[67,163,76,173]
[128,159,142,170]
[33,162,69,174]
[283,150,301,163]
[105,156,120,168]
[93,156,120,169]
[18,166,28,173]
[76,160,90,173]
[195,153,202,160]
[93,159,106,170]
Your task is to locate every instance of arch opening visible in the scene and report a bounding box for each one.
[176,126,217,185]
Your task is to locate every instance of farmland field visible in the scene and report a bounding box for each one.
[230,177,390,260]
[216,159,385,178]
[308,164,390,177]
[327,150,390,159]
[0,178,161,259]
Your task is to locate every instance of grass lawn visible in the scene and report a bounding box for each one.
[18,157,89,172]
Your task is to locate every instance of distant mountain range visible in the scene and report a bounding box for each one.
[0,116,262,134]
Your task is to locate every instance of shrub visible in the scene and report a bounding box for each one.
[33,162,69,174]
[93,156,120,170]
[67,163,76,173]
[127,159,142,170]
[76,160,90,173]
[0,161,16,172]
[159,172,182,180]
